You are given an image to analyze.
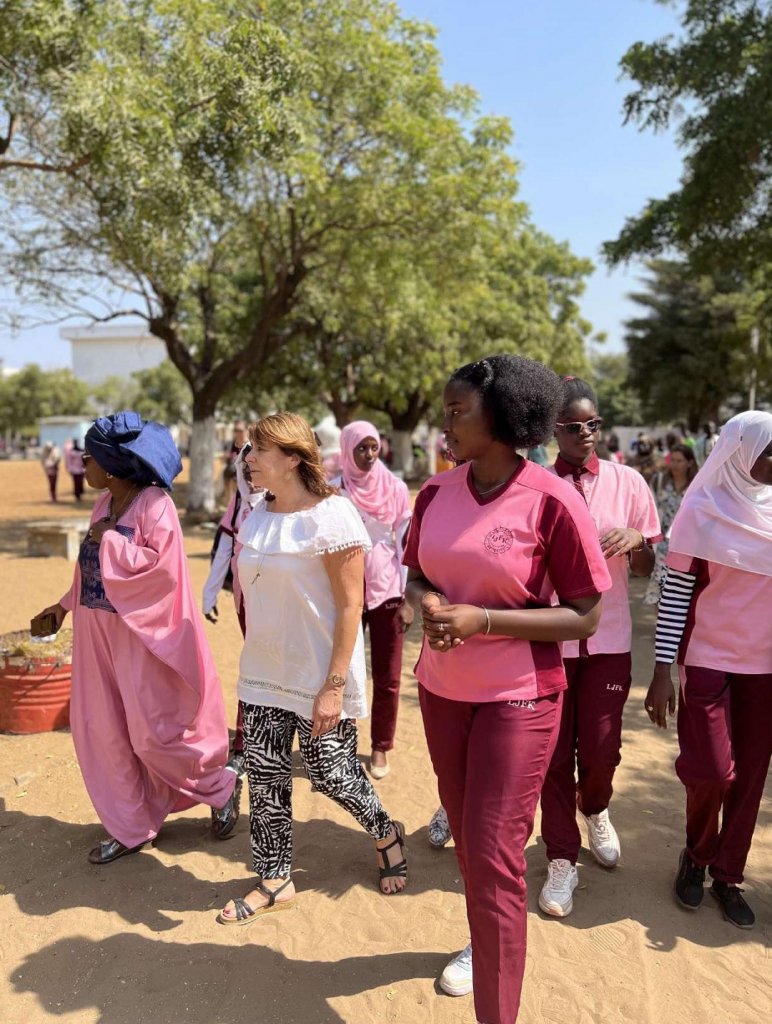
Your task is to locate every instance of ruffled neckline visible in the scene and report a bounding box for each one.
[237,493,371,557]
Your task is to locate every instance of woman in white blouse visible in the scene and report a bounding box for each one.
[218,413,407,926]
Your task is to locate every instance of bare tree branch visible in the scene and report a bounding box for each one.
[0,154,90,175]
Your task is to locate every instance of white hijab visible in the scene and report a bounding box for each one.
[668,411,772,576]
[236,442,261,511]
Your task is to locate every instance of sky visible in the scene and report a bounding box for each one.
[0,0,684,371]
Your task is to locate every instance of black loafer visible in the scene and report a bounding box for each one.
[88,838,146,865]
[212,776,242,840]
[710,881,755,929]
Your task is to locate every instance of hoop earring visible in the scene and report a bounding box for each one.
[106,473,113,479]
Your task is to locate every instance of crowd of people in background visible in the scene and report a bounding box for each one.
[30,357,770,1024]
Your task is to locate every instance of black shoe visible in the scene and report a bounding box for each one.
[88,838,147,865]
[674,848,705,909]
[212,776,242,840]
[710,881,755,929]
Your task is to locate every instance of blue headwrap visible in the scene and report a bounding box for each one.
[85,411,182,489]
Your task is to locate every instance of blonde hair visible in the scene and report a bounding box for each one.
[249,412,335,499]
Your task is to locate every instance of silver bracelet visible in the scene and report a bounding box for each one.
[481,606,491,635]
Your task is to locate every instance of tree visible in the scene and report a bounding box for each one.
[604,1,772,278]
[253,134,594,475]
[1,0,537,512]
[623,260,760,429]
[587,350,642,427]
[1,0,295,511]
[0,364,92,433]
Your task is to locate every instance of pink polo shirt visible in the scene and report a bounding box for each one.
[403,460,612,702]
[548,454,662,657]
[668,550,772,674]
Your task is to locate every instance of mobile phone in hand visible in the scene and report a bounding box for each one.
[30,612,59,638]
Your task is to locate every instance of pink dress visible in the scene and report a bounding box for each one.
[59,487,234,847]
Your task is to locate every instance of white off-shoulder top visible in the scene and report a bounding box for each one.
[236,494,372,719]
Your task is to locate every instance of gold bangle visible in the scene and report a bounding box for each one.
[481,607,492,635]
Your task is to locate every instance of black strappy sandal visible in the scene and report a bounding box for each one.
[377,820,407,895]
[217,878,295,927]
[211,776,242,839]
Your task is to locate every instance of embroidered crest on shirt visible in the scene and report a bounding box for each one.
[484,526,514,554]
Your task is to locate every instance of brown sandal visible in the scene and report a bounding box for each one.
[217,877,295,926]
[377,821,407,894]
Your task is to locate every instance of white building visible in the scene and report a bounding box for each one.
[60,323,166,386]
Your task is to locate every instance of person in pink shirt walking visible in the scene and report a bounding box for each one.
[539,377,660,916]
[645,410,772,929]
[338,421,413,780]
[35,412,240,865]
[404,355,611,1024]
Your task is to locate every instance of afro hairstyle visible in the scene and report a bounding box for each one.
[449,354,564,449]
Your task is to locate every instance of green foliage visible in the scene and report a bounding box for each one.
[92,361,192,424]
[605,1,772,277]
[0,364,92,433]
[129,361,192,425]
[0,1,594,500]
[623,259,761,428]
[587,350,642,427]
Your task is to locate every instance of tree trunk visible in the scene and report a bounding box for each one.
[187,414,218,517]
[385,390,428,479]
[391,430,414,478]
[426,426,439,475]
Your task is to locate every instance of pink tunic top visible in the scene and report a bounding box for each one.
[403,460,612,702]
[667,550,772,674]
[548,454,662,656]
[340,479,412,610]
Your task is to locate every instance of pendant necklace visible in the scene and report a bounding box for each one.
[251,551,268,584]
[474,475,511,497]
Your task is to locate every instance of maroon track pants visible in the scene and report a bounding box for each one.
[362,598,405,752]
[419,684,561,1024]
[540,652,632,863]
[676,665,772,884]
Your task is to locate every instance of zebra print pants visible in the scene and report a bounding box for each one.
[241,702,394,879]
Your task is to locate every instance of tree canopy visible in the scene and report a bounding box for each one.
[623,259,761,428]
[1,0,595,501]
[604,0,772,278]
[0,364,92,434]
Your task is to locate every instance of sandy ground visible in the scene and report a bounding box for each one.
[0,459,769,1024]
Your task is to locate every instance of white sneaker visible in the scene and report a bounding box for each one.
[439,942,473,996]
[539,859,578,917]
[428,806,452,848]
[582,809,620,868]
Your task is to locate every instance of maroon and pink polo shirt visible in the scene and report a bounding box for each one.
[403,460,612,702]
[548,454,662,657]
[667,550,772,674]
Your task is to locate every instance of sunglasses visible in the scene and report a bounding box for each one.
[556,418,603,435]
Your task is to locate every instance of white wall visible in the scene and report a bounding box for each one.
[61,325,166,386]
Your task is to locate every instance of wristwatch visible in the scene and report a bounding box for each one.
[326,673,346,689]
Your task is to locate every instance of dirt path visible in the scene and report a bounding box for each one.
[0,460,769,1024]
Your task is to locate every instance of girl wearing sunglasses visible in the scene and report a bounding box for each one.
[538,376,661,918]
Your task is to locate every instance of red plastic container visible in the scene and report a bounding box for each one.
[0,654,72,734]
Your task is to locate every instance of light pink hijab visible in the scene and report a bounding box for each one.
[668,411,772,575]
[340,420,402,525]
